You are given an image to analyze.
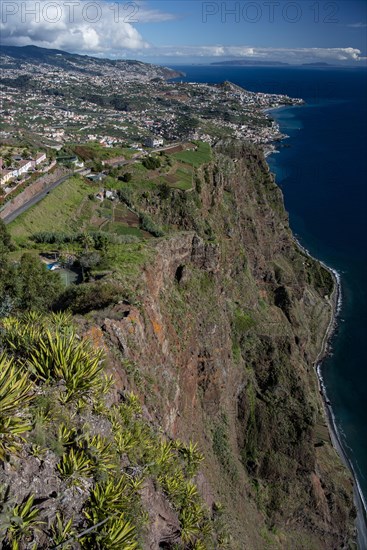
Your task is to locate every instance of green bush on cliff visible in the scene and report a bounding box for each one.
[0,312,224,549]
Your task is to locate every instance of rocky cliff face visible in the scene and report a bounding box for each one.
[94,142,355,548]
[0,142,355,549]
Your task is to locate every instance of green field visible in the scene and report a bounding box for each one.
[9,176,94,241]
[9,142,213,244]
[9,175,149,243]
[171,142,212,167]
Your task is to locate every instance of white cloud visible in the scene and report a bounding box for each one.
[0,2,365,64]
[0,0,178,53]
[136,45,366,64]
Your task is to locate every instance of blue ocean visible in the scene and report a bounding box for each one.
[171,64,367,523]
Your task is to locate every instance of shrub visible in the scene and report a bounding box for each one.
[119,172,132,182]
[139,213,164,237]
[158,182,171,200]
[117,188,134,207]
[0,353,34,459]
[142,156,161,170]
[56,281,122,314]
[27,330,104,402]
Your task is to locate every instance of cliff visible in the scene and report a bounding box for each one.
[0,142,355,549]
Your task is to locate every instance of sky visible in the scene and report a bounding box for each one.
[0,0,366,65]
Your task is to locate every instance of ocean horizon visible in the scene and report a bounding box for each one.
[170,64,367,538]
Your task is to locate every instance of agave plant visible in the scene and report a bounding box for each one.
[86,476,132,521]
[57,447,93,479]
[0,353,34,459]
[181,481,199,507]
[179,505,204,544]
[178,441,204,477]
[81,513,139,550]
[27,330,105,402]
[49,311,73,333]
[1,314,44,357]
[0,354,33,415]
[49,513,75,548]
[86,434,118,474]
[191,541,207,550]
[124,392,143,415]
[114,429,136,455]
[4,495,43,548]
[156,440,175,469]
[158,470,186,504]
[57,423,78,447]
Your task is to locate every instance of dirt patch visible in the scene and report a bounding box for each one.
[165,174,179,184]
[163,145,184,155]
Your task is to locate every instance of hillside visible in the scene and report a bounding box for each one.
[0,142,355,548]
[0,44,182,80]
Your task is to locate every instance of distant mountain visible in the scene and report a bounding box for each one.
[211,59,289,67]
[301,62,332,67]
[0,44,183,79]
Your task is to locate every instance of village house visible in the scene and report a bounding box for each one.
[33,152,47,166]
[16,159,33,176]
[144,136,164,148]
[0,170,13,186]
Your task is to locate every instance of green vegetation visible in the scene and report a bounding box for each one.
[172,142,212,167]
[70,142,127,162]
[0,353,34,459]
[0,312,223,548]
[142,156,161,170]
[212,414,238,481]
[9,176,93,241]
[1,222,63,316]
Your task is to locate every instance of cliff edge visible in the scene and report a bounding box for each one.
[0,142,355,549]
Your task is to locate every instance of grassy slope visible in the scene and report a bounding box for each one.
[172,141,212,167]
[9,176,93,241]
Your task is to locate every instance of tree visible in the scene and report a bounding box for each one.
[78,252,101,270]
[77,232,94,252]
[93,233,109,251]
[158,183,171,200]
[120,172,132,183]
[0,220,12,254]
[17,254,63,312]
[142,156,161,170]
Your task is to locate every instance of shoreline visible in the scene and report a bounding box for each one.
[263,99,367,544]
[270,148,367,545]
[297,237,367,548]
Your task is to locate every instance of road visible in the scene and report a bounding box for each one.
[1,170,85,225]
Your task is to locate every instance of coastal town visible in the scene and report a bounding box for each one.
[0,45,303,195]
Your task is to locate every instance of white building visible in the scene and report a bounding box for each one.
[17,160,33,176]
[0,170,13,186]
[144,136,164,148]
[34,152,46,165]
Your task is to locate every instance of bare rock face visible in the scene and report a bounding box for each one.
[140,479,181,548]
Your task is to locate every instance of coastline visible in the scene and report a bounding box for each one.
[312,258,367,549]
[265,101,367,546]
[285,200,367,547]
